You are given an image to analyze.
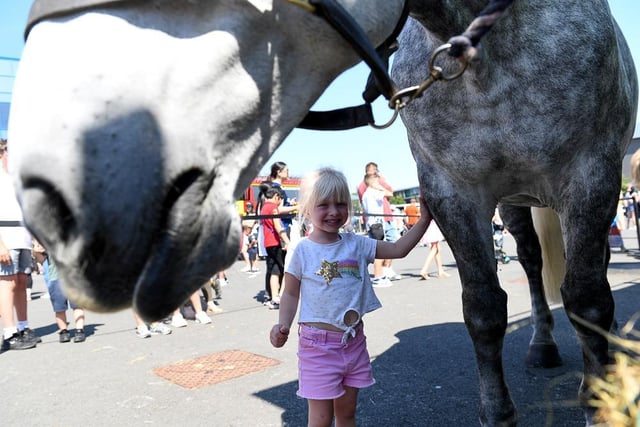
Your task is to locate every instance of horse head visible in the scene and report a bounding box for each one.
[8,0,406,320]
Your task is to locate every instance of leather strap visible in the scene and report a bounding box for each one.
[300,0,409,130]
[297,103,373,131]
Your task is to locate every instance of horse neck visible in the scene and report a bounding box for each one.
[408,0,488,41]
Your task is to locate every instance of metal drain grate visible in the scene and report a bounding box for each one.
[153,350,280,389]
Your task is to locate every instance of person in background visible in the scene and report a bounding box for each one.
[260,186,290,309]
[133,310,172,339]
[202,273,225,314]
[623,185,637,229]
[361,173,393,288]
[244,226,260,273]
[266,161,298,237]
[171,288,215,326]
[0,139,40,351]
[404,197,420,231]
[242,202,257,231]
[240,224,258,272]
[33,241,87,343]
[419,219,450,280]
[358,162,403,282]
[270,167,429,427]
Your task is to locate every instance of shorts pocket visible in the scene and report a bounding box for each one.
[298,335,316,349]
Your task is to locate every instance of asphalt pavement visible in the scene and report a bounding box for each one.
[2,230,640,426]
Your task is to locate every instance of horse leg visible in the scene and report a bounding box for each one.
[559,202,615,423]
[436,204,516,426]
[499,204,562,368]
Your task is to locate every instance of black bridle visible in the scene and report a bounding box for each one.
[25,0,514,131]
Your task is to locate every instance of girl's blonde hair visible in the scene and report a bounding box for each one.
[299,167,353,220]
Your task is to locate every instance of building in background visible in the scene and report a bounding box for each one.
[0,56,19,139]
[393,186,420,204]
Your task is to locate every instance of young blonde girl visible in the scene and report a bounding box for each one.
[270,167,430,427]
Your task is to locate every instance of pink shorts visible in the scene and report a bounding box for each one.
[296,323,375,400]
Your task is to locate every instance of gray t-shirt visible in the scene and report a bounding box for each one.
[286,233,381,337]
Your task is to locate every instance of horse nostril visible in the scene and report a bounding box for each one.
[20,178,77,246]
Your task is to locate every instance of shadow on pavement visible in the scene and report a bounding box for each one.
[255,283,640,426]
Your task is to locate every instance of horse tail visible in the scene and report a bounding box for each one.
[531,207,565,305]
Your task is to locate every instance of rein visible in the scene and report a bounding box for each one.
[24,0,514,131]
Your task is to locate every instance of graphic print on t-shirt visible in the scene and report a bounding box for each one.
[315,258,361,286]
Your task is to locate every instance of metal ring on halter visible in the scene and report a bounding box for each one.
[388,86,421,110]
[429,43,468,80]
[387,43,469,109]
[369,99,401,129]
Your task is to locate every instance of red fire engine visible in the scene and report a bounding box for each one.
[236,176,301,214]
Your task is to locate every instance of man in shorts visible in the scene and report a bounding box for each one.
[0,139,39,351]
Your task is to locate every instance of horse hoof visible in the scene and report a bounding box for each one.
[526,343,563,368]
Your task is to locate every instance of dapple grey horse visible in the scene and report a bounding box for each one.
[7,0,638,425]
[392,1,637,424]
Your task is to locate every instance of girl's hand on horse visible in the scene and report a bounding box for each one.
[270,324,290,348]
[418,197,432,224]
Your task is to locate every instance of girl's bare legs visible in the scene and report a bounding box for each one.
[334,386,358,427]
[308,399,333,427]
[307,387,358,427]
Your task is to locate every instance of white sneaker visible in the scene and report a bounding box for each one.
[136,327,151,338]
[384,268,403,281]
[195,311,212,324]
[149,322,172,335]
[371,277,393,288]
[207,302,224,314]
[218,278,229,287]
[265,301,280,310]
[171,314,188,328]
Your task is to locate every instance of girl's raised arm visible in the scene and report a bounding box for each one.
[375,198,431,259]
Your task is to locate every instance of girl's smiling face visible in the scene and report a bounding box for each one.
[309,198,349,236]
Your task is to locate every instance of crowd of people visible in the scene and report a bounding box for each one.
[1,149,453,356]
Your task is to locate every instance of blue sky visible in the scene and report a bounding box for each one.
[1,1,638,191]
